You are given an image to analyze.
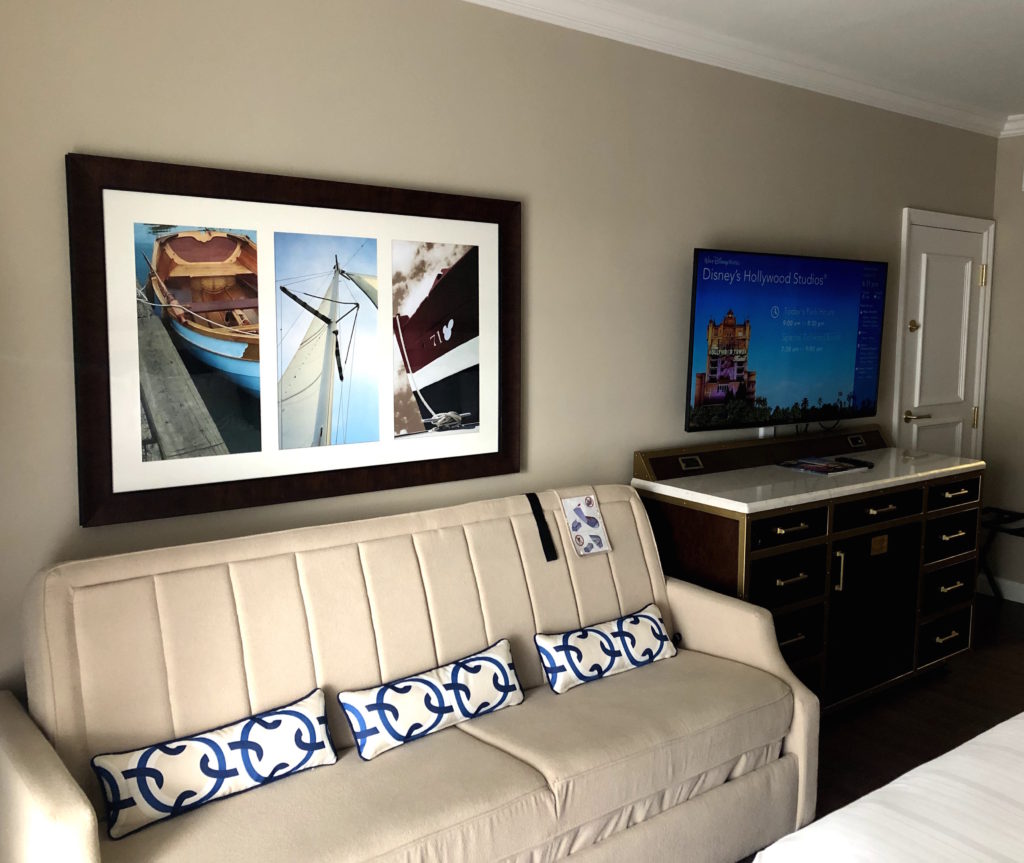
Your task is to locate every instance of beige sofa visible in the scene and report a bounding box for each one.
[0,485,817,862]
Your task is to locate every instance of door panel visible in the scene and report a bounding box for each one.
[895,210,993,458]
[910,418,963,455]
[915,252,970,406]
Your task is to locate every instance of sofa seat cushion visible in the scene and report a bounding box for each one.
[459,650,793,829]
[98,727,557,863]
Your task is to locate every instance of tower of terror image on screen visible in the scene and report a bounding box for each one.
[686,250,886,431]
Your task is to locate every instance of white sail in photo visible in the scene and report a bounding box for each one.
[277,234,379,449]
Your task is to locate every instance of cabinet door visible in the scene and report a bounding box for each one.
[825,522,921,704]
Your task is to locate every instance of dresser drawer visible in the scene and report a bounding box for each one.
[921,560,977,616]
[917,606,972,667]
[927,476,980,512]
[748,545,827,609]
[924,510,978,563]
[750,506,828,551]
[774,603,825,665]
[834,487,923,532]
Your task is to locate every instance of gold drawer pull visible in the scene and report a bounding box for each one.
[935,630,960,645]
[779,633,806,648]
[867,504,898,516]
[939,581,965,594]
[776,572,809,588]
[941,530,967,542]
[775,522,809,536]
[943,488,970,499]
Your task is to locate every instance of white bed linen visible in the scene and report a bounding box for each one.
[755,711,1024,863]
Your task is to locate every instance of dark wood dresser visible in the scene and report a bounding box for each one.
[633,428,985,708]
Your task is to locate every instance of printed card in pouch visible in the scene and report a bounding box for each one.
[561,495,611,556]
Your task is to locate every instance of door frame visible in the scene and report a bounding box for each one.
[891,208,995,457]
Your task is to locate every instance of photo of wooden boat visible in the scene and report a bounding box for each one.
[393,245,480,433]
[146,230,260,395]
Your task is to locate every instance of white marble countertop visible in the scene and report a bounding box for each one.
[631,448,985,514]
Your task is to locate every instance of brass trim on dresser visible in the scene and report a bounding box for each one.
[736,517,749,597]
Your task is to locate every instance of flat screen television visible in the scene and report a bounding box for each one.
[685,248,887,432]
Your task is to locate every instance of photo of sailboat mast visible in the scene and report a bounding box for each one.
[277,234,379,449]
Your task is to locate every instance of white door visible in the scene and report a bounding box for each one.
[892,209,994,457]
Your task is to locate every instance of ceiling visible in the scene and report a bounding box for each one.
[463,0,1024,137]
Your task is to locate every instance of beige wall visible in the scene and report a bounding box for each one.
[0,0,997,691]
[983,135,1024,594]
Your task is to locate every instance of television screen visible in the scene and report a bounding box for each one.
[686,248,887,431]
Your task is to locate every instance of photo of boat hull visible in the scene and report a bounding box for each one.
[416,366,480,426]
[393,244,480,433]
[166,318,261,395]
[147,230,260,395]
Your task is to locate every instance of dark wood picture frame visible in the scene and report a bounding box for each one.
[66,154,521,526]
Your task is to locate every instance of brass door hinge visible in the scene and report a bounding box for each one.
[979,263,988,287]
[972,406,979,429]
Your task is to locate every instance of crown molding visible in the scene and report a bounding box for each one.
[463,0,1010,138]
[1001,115,1024,138]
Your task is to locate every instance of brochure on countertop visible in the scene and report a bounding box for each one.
[778,456,871,475]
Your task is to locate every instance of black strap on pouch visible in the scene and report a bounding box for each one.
[526,492,558,562]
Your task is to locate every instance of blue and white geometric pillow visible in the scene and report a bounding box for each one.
[91,689,336,839]
[534,603,676,694]
[339,639,523,760]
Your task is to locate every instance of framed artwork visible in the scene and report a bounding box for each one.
[66,154,521,526]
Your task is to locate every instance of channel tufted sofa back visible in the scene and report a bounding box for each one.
[23,485,671,813]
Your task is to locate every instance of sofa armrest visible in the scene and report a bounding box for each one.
[665,579,819,830]
[0,691,100,863]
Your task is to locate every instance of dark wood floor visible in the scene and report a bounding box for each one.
[817,594,1024,816]
[740,596,1024,862]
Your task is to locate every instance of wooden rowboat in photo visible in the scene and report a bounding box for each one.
[146,230,260,395]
